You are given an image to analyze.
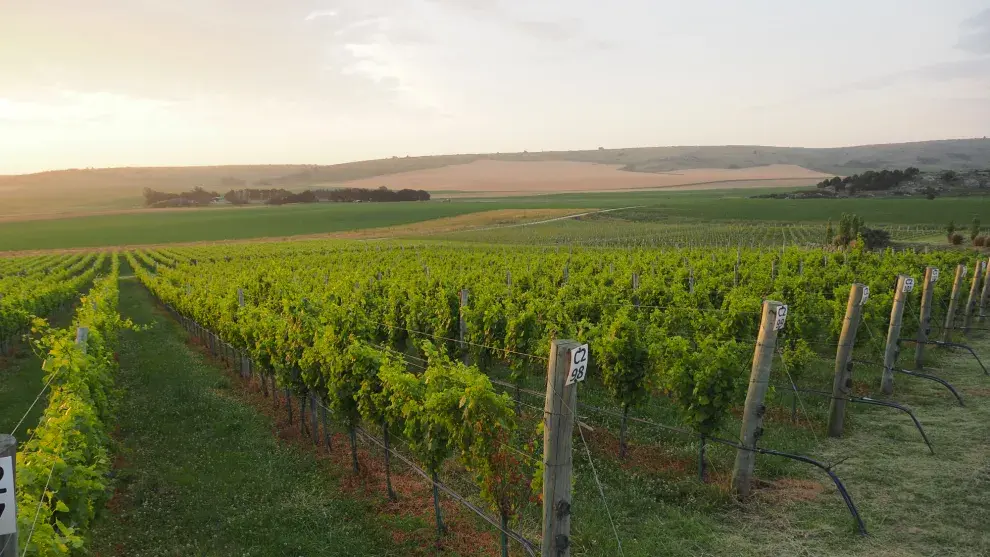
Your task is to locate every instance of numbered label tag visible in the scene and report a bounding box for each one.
[0,455,17,536]
[903,277,915,293]
[931,268,940,282]
[860,286,870,305]
[774,305,788,331]
[565,344,590,386]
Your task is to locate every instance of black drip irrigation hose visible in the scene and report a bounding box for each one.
[893,369,964,406]
[738,443,867,536]
[776,385,934,455]
[851,359,964,407]
[900,338,988,376]
[576,400,869,536]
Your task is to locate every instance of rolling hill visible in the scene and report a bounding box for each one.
[2,138,988,217]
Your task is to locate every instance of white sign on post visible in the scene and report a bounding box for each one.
[774,305,788,331]
[903,277,915,293]
[860,286,870,305]
[565,344,590,386]
[931,268,940,282]
[0,456,16,536]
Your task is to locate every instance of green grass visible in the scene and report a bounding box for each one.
[4,191,989,252]
[0,347,48,437]
[88,279,408,556]
[3,189,989,251]
[565,334,990,556]
[0,303,76,437]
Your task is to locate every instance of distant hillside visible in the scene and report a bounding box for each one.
[1,138,988,217]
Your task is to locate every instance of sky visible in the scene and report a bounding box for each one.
[1,0,988,174]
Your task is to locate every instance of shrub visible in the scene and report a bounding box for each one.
[950,233,965,245]
[860,227,891,249]
[974,236,987,247]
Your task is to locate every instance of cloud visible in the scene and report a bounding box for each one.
[957,8,990,54]
[304,9,338,21]
[425,0,603,47]
[0,90,174,126]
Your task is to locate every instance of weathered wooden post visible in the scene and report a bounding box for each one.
[732,300,785,498]
[734,249,741,286]
[828,284,867,437]
[881,275,913,395]
[542,339,585,557]
[76,327,89,352]
[915,267,937,369]
[942,264,966,342]
[310,392,319,445]
[980,258,990,322]
[459,288,469,364]
[0,435,17,557]
[962,260,982,334]
[237,289,250,379]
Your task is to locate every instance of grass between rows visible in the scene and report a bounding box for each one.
[0,347,47,438]
[88,279,408,556]
[0,303,77,438]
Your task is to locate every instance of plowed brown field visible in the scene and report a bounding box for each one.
[332,160,828,196]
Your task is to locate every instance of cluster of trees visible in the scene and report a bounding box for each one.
[143,187,218,207]
[816,167,920,194]
[266,190,318,205]
[312,186,430,203]
[224,188,293,204]
[144,186,431,208]
[946,218,986,246]
[825,213,890,249]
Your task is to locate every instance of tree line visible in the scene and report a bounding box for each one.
[143,186,430,207]
[816,167,921,194]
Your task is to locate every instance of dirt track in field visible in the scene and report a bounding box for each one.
[333,160,828,195]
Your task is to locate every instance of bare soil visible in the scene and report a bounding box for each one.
[334,160,829,196]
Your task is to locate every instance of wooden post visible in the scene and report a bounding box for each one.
[310,392,319,445]
[915,267,937,369]
[0,435,17,557]
[732,300,784,499]
[735,249,741,287]
[980,258,990,322]
[828,284,866,437]
[962,260,982,334]
[542,339,580,557]
[459,289,469,363]
[881,275,912,395]
[76,327,89,353]
[942,264,966,343]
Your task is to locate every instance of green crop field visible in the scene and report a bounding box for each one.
[1,190,988,251]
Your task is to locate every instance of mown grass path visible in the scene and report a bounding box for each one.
[89,278,404,556]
